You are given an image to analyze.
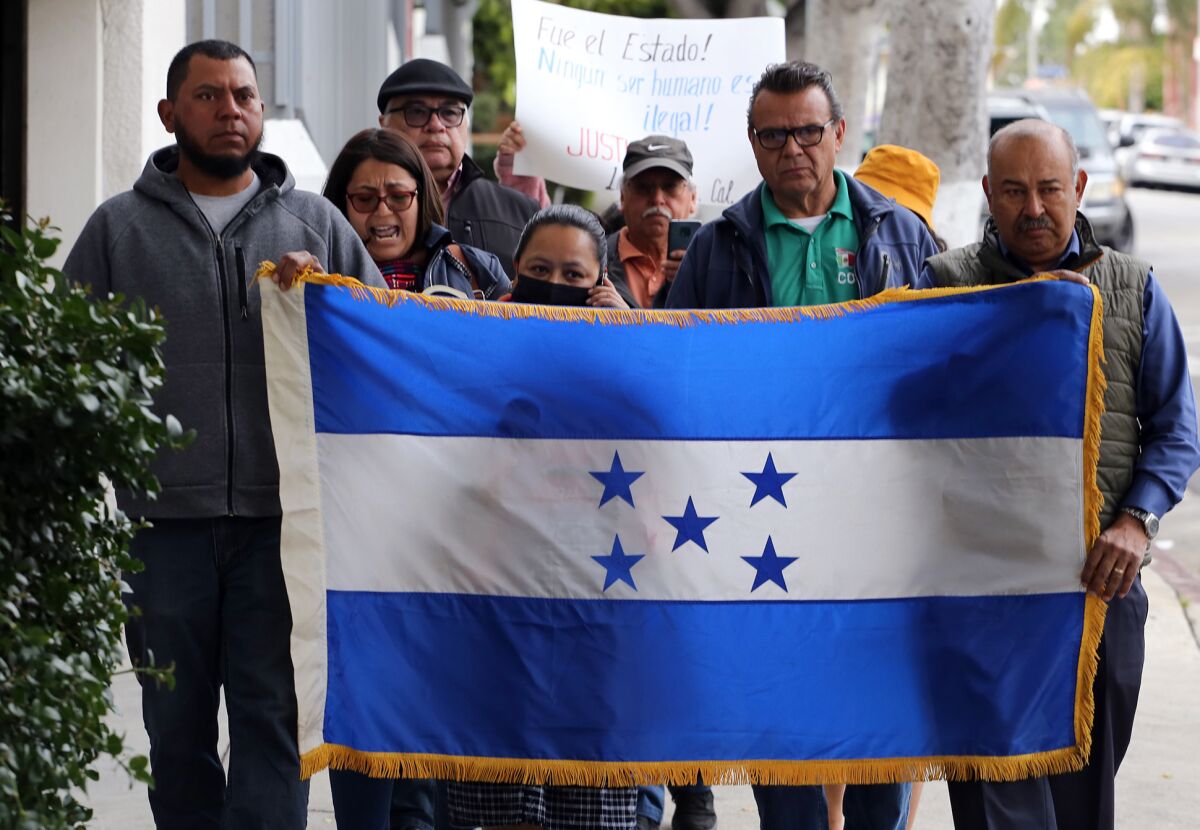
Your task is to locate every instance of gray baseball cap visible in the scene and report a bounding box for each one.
[623,135,694,180]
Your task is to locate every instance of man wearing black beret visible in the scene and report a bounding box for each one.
[378,58,538,279]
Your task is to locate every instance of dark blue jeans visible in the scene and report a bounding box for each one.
[752,783,910,830]
[124,516,308,829]
[327,771,440,829]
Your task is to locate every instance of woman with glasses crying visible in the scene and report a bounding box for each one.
[321,128,509,299]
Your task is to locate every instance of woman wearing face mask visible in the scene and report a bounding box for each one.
[508,205,629,309]
[316,128,509,298]
[446,206,635,830]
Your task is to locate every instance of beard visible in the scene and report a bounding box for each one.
[174,122,263,179]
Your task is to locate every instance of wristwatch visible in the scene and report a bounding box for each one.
[1121,506,1160,540]
[1121,507,1159,568]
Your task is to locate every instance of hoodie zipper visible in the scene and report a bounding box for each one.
[235,245,248,319]
[182,188,257,517]
[213,229,237,516]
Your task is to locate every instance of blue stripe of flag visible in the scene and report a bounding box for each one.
[305,281,1093,441]
[323,591,1082,761]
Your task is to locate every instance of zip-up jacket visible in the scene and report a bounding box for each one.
[445,154,539,280]
[63,147,383,520]
[666,178,939,309]
[419,223,511,299]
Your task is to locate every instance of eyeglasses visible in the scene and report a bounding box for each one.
[627,177,690,198]
[346,190,418,214]
[385,103,467,128]
[752,119,837,150]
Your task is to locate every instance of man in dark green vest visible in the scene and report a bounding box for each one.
[923,118,1200,830]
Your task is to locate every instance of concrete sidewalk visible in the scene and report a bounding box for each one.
[87,552,1200,829]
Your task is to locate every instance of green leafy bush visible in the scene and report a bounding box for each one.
[0,212,184,829]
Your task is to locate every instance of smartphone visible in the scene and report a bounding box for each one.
[667,220,701,253]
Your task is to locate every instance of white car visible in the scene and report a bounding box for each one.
[1123,129,1200,192]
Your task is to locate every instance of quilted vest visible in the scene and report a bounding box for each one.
[925,215,1149,529]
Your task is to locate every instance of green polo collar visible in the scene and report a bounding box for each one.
[761,170,853,230]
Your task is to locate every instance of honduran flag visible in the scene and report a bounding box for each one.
[259,271,1107,786]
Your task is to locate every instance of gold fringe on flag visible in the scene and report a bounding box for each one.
[255,265,1082,329]
[1074,279,1110,772]
[300,743,1102,786]
[263,263,1111,786]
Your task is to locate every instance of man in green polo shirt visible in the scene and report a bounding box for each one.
[667,61,937,313]
[666,60,940,829]
[761,167,860,306]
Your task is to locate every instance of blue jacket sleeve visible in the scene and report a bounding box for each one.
[1122,271,1200,517]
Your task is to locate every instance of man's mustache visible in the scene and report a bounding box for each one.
[641,206,673,221]
[1017,215,1053,231]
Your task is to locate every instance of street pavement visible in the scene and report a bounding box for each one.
[86,187,1200,829]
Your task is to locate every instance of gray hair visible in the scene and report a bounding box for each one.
[987,119,1080,180]
[616,174,697,193]
[747,61,843,127]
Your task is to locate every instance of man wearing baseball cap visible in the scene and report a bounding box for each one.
[377,58,538,278]
[606,135,699,309]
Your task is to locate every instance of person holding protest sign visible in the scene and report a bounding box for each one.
[377,58,539,280]
[666,60,940,830]
[494,119,552,209]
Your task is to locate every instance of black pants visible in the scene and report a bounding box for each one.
[124,516,309,829]
[947,577,1148,830]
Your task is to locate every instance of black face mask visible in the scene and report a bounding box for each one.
[511,275,593,307]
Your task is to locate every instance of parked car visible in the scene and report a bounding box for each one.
[1122,128,1200,192]
[987,89,1135,252]
[988,92,1042,135]
[1114,112,1185,148]
[1098,108,1124,146]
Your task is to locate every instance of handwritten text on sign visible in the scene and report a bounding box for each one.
[512,0,785,205]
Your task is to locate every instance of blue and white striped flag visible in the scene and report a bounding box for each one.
[261,273,1106,785]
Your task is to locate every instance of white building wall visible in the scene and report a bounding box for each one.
[142,1,189,163]
[101,0,145,199]
[26,0,185,266]
[27,0,104,266]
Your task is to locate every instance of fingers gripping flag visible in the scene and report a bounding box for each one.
[260,271,1107,787]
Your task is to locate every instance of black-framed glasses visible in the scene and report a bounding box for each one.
[752,119,836,150]
[346,190,418,214]
[385,103,467,128]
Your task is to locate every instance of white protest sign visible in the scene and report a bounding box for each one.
[511,0,785,206]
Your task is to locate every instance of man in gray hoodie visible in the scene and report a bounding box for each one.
[63,40,381,828]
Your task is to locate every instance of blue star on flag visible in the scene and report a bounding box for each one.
[589,451,644,507]
[662,497,719,552]
[742,536,799,592]
[591,535,646,591]
[742,452,797,507]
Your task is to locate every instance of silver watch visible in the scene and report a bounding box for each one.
[1121,507,1160,540]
